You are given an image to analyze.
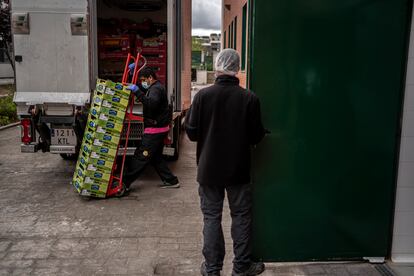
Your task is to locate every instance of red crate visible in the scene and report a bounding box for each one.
[136,37,167,55]
[144,54,167,64]
[146,60,166,67]
[99,35,132,60]
[99,52,130,59]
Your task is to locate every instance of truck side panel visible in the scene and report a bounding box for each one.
[12,0,89,105]
[13,13,89,94]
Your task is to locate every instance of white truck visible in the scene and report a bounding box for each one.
[11,0,191,160]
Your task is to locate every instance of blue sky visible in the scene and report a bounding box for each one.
[192,0,221,36]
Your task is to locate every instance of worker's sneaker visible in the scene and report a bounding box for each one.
[159,178,180,189]
[232,262,265,276]
[200,262,221,276]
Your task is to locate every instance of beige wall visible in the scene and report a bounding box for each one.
[222,0,248,88]
[392,4,414,263]
[181,0,192,110]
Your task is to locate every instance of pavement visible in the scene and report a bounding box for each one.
[0,125,405,275]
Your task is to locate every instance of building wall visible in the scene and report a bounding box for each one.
[222,0,248,88]
[392,5,414,263]
[181,0,192,110]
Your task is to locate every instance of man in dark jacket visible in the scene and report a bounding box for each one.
[121,67,179,196]
[185,49,266,276]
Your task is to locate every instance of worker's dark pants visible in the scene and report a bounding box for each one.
[198,183,252,273]
[123,132,177,188]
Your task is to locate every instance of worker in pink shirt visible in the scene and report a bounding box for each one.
[120,67,179,196]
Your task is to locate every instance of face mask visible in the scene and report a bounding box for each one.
[141,81,150,90]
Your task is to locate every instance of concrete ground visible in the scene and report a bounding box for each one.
[0,125,398,275]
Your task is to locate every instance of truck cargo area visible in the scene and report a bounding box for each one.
[96,0,168,86]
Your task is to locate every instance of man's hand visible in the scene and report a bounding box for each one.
[127,84,145,100]
[128,63,135,76]
[127,84,139,93]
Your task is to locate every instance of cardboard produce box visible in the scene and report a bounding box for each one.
[72,78,131,198]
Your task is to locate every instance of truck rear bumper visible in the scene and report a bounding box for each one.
[50,145,76,154]
[118,147,175,157]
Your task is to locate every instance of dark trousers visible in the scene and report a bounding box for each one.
[198,183,253,273]
[123,132,177,188]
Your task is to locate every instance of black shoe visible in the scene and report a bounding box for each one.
[232,262,265,276]
[200,262,221,276]
[159,178,180,189]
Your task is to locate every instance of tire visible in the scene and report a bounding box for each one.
[60,153,78,161]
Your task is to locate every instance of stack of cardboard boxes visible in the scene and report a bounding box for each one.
[72,79,131,198]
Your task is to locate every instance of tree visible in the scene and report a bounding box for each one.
[0,0,14,73]
[192,36,203,51]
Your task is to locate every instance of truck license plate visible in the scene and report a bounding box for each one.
[51,128,77,145]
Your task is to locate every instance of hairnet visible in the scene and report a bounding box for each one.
[215,49,240,76]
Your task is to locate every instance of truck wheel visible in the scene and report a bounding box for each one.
[60,153,78,161]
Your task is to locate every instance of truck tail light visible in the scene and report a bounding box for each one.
[164,135,172,145]
[21,119,33,144]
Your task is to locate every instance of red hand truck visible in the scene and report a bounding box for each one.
[106,53,147,197]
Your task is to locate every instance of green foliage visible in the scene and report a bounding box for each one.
[205,56,213,71]
[192,50,202,69]
[192,37,203,51]
[0,85,17,126]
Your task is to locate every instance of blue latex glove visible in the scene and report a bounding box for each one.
[127,84,139,93]
[128,63,135,75]
[127,84,145,100]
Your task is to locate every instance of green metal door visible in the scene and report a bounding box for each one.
[250,0,412,261]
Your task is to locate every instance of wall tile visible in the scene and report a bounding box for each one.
[402,111,414,137]
[393,211,414,236]
[399,138,414,162]
[397,162,414,188]
[392,235,414,254]
[394,187,414,212]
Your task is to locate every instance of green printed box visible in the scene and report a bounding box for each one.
[81,140,118,158]
[86,163,111,174]
[91,145,118,158]
[92,93,104,107]
[84,128,120,147]
[95,79,111,93]
[95,132,120,145]
[83,168,111,182]
[93,90,130,109]
[102,97,129,109]
[92,137,118,149]
[88,116,124,134]
[81,141,93,156]
[89,157,115,171]
[83,130,96,143]
[72,175,84,193]
[78,152,114,171]
[97,110,125,124]
[90,105,126,122]
[104,86,130,100]
[80,189,107,198]
[81,182,109,195]
[89,150,117,162]
[84,176,109,188]
[95,125,124,137]
[96,79,131,99]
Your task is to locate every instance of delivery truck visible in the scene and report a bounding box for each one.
[11,0,191,160]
